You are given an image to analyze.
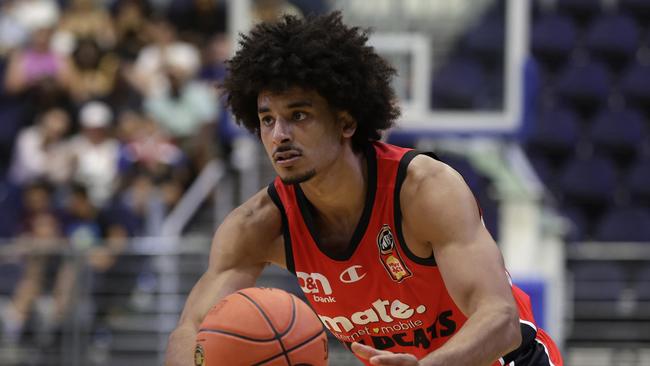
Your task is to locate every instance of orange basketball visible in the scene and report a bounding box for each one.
[194,287,328,366]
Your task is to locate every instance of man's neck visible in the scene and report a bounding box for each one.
[299,146,368,230]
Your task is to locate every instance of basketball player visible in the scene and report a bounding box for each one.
[166,12,563,366]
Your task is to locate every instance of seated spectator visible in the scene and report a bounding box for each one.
[8,108,71,185]
[57,0,116,49]
[66,101,120,207]
[3,10,73,96]
[68,38,120,104]
[60,183,102,248]
[252,0,303,23]
[144,53,218,171]
[117,111,185,180]
[198,34,229,83]
[0,0,30,56]
[112,0,151,62]
[1,212,72,346]
[131,17,201,97]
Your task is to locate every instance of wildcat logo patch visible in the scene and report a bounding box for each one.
[377,224,412,282]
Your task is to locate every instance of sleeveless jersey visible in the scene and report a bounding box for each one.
[268,142,562,366]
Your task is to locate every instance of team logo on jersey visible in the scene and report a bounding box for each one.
[339,265,366,283]
[376,224,412,283]
[297,271,336,303]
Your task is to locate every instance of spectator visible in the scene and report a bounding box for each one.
[3,3,72,96]
[66,101,120,207]
[118,111,185,179]
[1,212,72,346]
[166,0,228,43]
[143,51,218,173]
[112,0,152,62]
[131,17,201,97]
[0,0,30,57]
[252,0,303,23]
[9,108,71,185]
[60,184,101,248]
[57,0,116,50]
[68,38,120,103]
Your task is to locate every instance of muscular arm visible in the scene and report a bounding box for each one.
[404,155,521,366]
[164,189,285,366]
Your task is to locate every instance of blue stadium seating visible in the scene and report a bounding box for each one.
[572,262,626,301]
[556,60,610,117]
[586,13,639,70]
[594,206,650,242]
[526,107,581,164]
[625,159,650,206]
[557,0,603,25]
[431,58,486,109]
[620,62,650,114]
[589,108,646,168]
[531,14,577,70]
[558,155,618,210]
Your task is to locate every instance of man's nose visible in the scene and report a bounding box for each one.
[272,118,292,144]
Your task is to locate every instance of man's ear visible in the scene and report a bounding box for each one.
[338,111,357,138]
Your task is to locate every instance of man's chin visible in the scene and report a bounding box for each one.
[279,169,316,185]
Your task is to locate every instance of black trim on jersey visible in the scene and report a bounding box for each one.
[394,150,438,266]
[294,143,377,261]
[267,183,295,274]
[501,322,539,364]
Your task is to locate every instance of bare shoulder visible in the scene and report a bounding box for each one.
[401,154,472,205]
[400,154,482,245]
[209,188,286,271]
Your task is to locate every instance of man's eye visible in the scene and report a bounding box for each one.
[261,116,274,126]
[293,112,307,121]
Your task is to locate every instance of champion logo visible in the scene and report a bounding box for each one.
[339,265,367,284]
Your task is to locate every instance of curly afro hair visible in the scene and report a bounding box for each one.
[222,11,400,150]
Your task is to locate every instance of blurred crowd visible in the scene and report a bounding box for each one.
[0,0,330,352]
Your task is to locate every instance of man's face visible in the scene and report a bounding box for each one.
[258,87,346,185]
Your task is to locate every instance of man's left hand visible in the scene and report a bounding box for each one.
[351,342,420,366]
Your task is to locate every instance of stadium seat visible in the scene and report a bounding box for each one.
[635,266,650,301]
[625,159,650,207]
[431,58,485,109]
[556,61,610,117]
[560,205,590,242]
[526,151,557,189]
[589,108,645,168]
[464,13,505,68]
[593,206,650,242]
[531,14,577,70]
[526,107,581,165]
[620,63,650,114]
[572,262,626,301]
[586,14,639,70]
[619,0,650,27]
[558,155,618,212]
[557,0,603,25]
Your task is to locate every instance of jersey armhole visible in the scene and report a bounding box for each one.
[394,150,438,266]
[267,183,295,274]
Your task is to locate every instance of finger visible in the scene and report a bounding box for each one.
[351,342,386,360]
[370,353,419,366]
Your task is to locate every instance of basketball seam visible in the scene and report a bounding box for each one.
[237,291,294,365]
[253,329,327,366]
[196,329,278,343]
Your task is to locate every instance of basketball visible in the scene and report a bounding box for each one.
[194,287,328,366]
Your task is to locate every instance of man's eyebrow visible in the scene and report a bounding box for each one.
[287,100,312,109]
[257,100,312,114]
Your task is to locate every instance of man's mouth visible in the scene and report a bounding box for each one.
[274,150,302,163]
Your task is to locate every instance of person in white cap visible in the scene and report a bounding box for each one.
[66,101,119,207]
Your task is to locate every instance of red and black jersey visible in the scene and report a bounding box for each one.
[268,141,562,366]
